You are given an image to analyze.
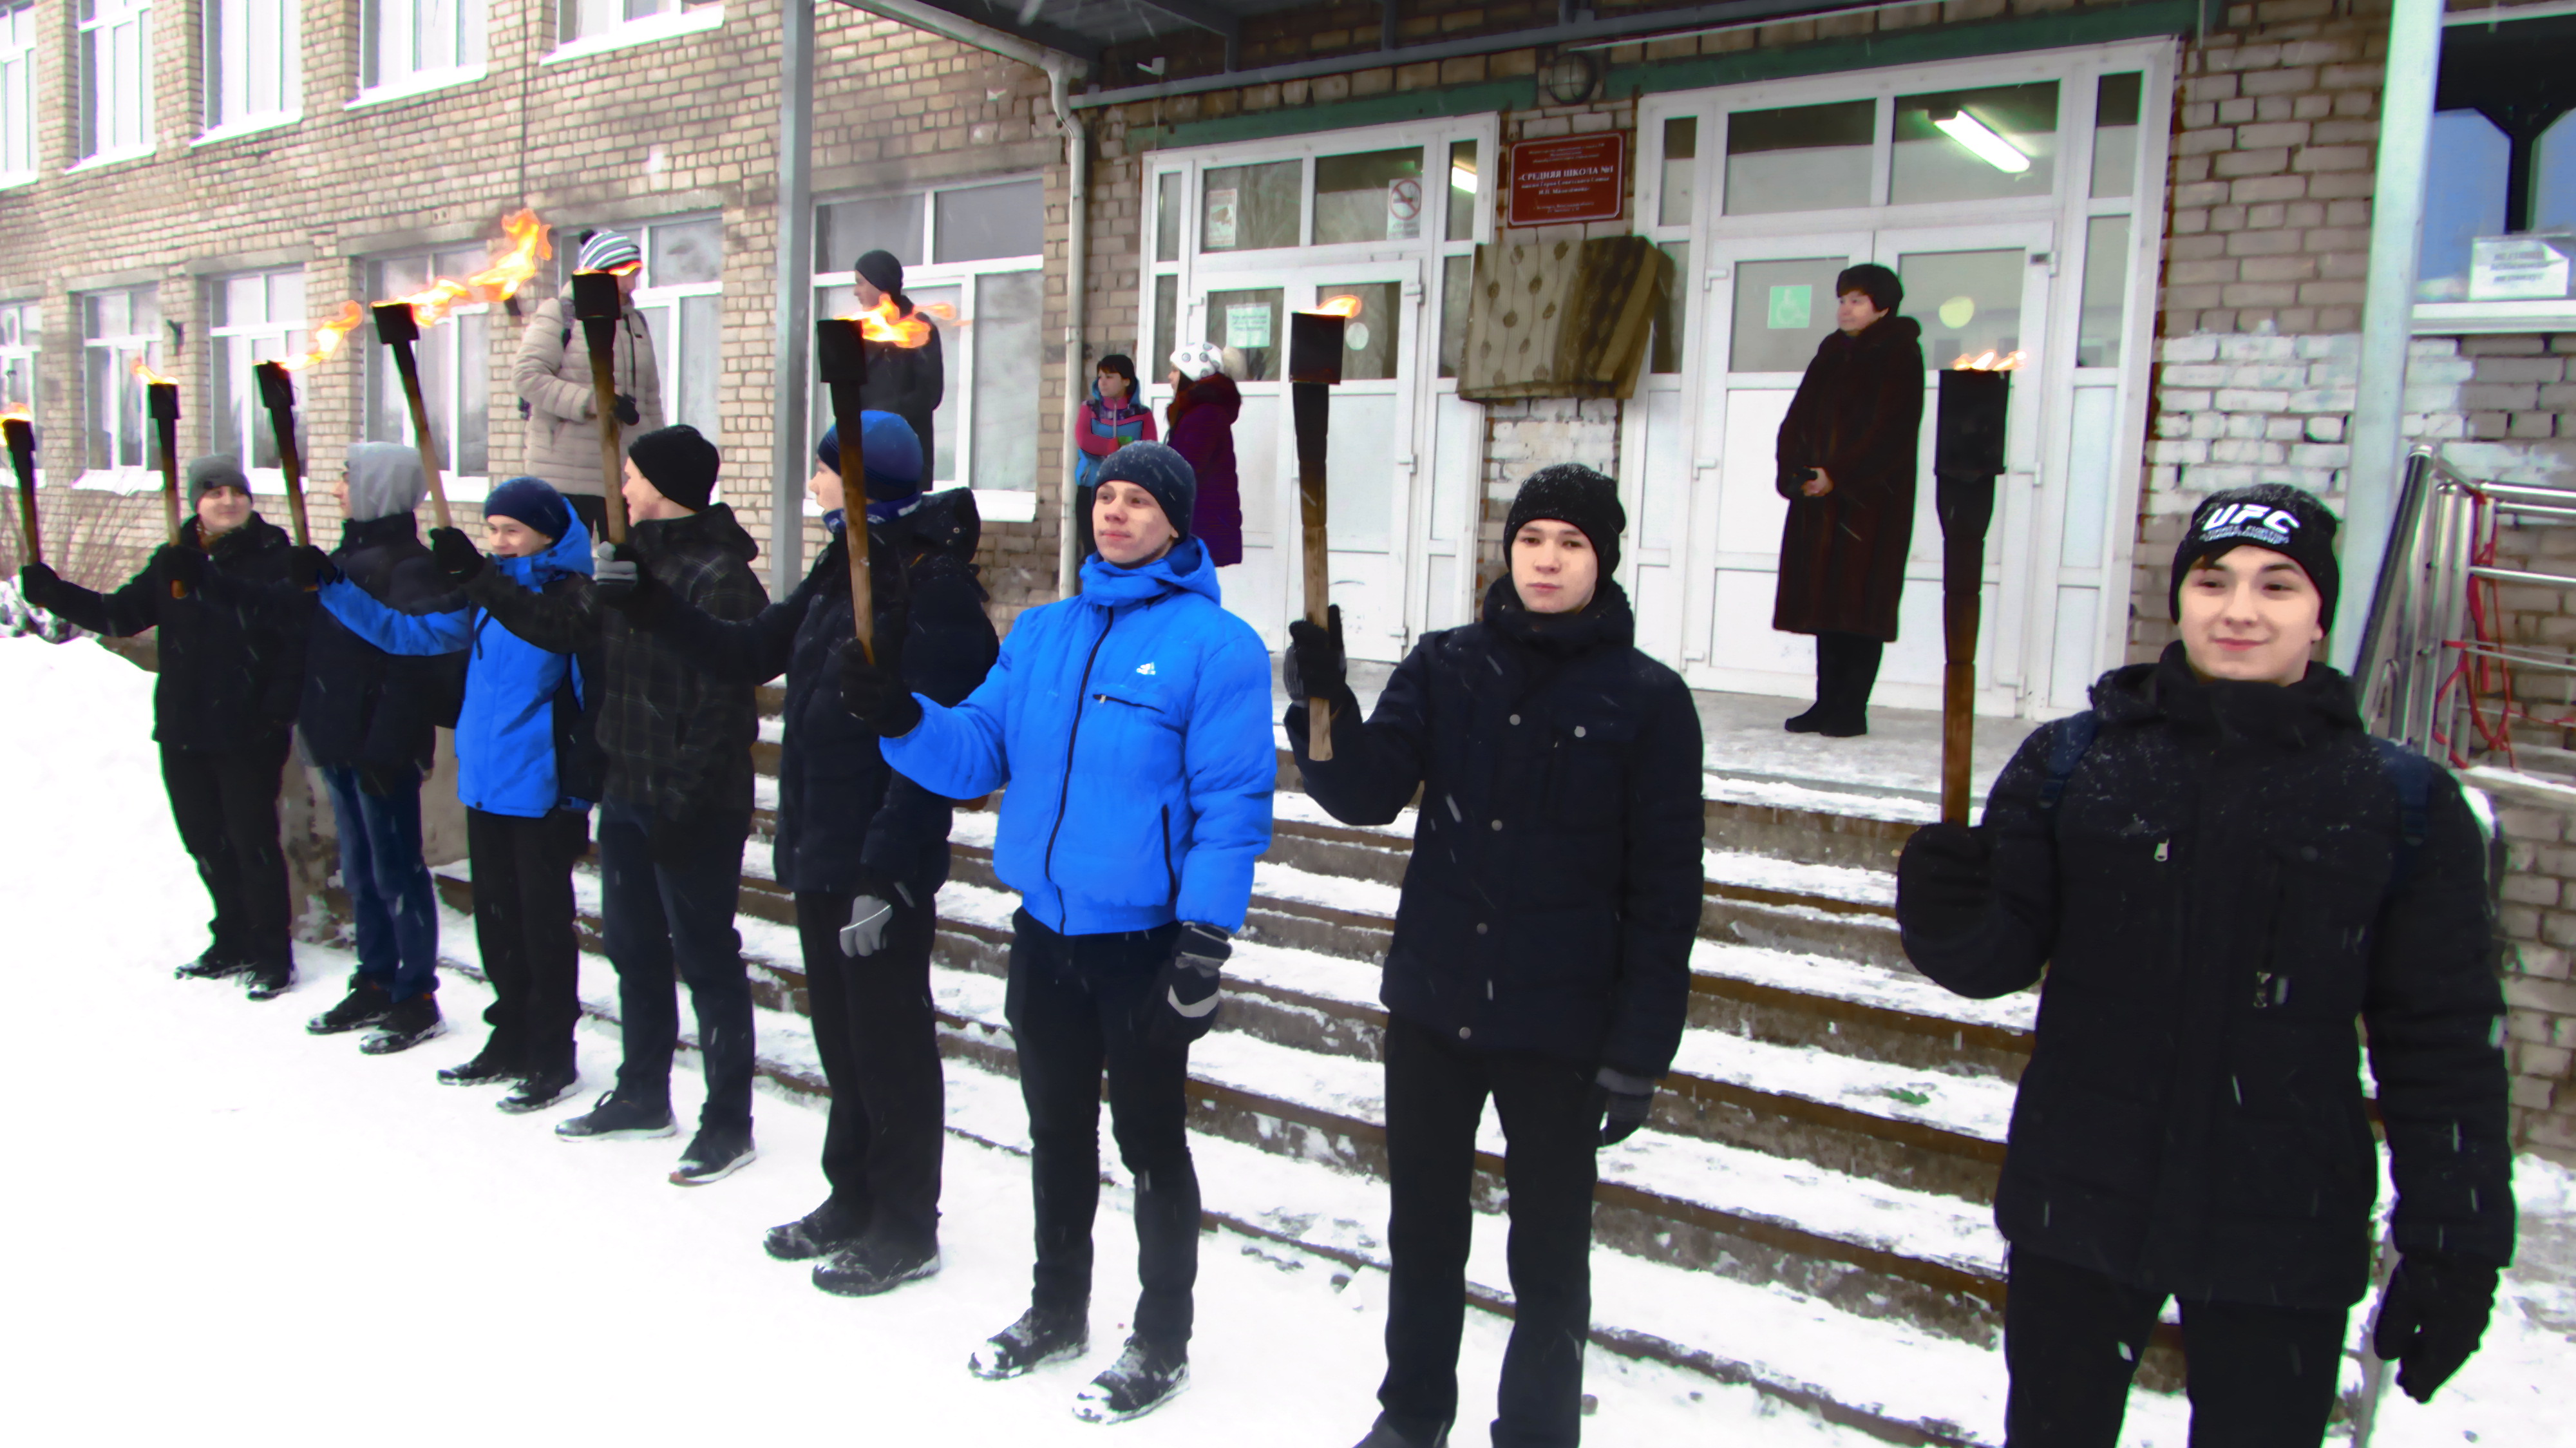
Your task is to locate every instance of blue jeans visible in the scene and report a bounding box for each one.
[320,765,440,1002]
[596,797,754,1132]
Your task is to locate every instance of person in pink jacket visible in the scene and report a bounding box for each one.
[1074,353,1157,490]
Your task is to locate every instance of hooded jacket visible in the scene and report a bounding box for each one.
[513,296,665,499]
[1074,383,1157,489]
[1899,645,2515,1309]
[298,509,452,777]
[1772,312,1926,642]
[1288,576,1705,1077]
[881,538,1273,935]
[1165,372,1243,568]
[648,490,998,896]
[34,513,304,751]
[316,518,599,819]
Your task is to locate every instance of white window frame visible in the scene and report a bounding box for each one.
[207,268,309,491]
[813,175,1046,521]
[78,285,165,490]
[355,0,487,106]
[75,0,155,166]
[544,0,722,64]
[1,300,41,484]
[364,249,493,501]
[200,0,300,140]
[0,1,37,184]
[616,213,724,441]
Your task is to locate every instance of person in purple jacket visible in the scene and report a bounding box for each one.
[1074,352,1157,490]
[1164,342,1242,569]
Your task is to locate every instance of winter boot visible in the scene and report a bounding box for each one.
[554,1091,677,1141]
[969,1306,1090,1380]
[1354,1417,1452,1447]
[1071,1337,1190,1424]
[437,1034,520,1086]
[1812,633,1880,738]
[764,1202,862,1262]
[307,976,393,1035]
[176,949,252,982]
[497,1058,582,1116]
[243,961,295,1002]
[669,1125,757,1186]
[812,1238,942,1297]
[359,993,445,1055]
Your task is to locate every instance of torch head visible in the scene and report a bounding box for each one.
[147,382,181,423]
[571,269,623,323]
[815,318,871,388]
[1289,311,1347,386]
[1933,369,2011,480]
[372,301,422,348]
[3,417,32,475]
[254,361,296,414]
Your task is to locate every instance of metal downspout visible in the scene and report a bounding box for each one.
[2333,0,2442,669]
[769,0,819,596]
[1052,58,1088,598]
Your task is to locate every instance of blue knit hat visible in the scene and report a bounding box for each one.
[1095,441,1196,542]
[483,475,572,542]
[816,411,925,501]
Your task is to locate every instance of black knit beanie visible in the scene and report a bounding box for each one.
[1505,464,1625,577]
[626,424,720,513]
[1095,441,1197,544]
[1835,263,1904,314]
[855,249,907,306]
[2168,483,2341,622]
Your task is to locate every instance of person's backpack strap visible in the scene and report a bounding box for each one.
[2037,710,2099,814]
[2368,736,2436,888]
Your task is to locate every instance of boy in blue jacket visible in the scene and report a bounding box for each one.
[838,442,1273,1424]
[317,477,599,1114]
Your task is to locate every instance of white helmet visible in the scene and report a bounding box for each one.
[1170,341,1226,382]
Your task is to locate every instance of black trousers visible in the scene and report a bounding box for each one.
[596,798,755,1133]
[160,733,295,969]
[1005,909,1198,1347]
[1811,631,1884,721]
[2005,1248,2351,1448]
[1379,1015,1600,1448]
[795,887,945,1255]
[466,806,584,1071]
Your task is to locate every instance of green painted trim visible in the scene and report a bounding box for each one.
[1604,3,2201,97]
[1126,78,1535,153]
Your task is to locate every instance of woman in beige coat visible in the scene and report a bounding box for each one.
[514,231,665,533]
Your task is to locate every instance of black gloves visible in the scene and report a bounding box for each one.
[17,561,61,611]
[838,881,915,958]
[1596,1067,1656,1147]
[1141,922,1229,1053]
[614,393,640,426]
[838,639,924,738]
[1285,604,1346,702]
[154,544,206,593]
[428,526,488,586]
[289,544,338,590]
[1896,822,1993,942]
[2374,1253,2499,1404]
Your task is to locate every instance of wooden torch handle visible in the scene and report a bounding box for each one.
[388,342,452,531]
[587,349,627,545]
[837,391,873,662]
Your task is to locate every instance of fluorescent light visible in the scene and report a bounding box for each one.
[1933,109,2031,174]
[1450,162,1478,195]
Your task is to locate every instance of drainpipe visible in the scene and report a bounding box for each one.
[769,0,818,596]
[2333,0,2441,669]
[1051,57,1089,598]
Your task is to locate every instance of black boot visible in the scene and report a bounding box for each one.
[437,1034,521,1086]
[969,1305,1089,1380]
[554,1091,677,1141]
[498,1057,581,1114]
[670,1125,758,1186]
[360,993,445,1055]
[307,976,392,1035]
[1072,1336,1190,1423]
[1814,632,1880,738]
[1785,638,1833,732]
[243,960,295,1001]
[765,1201,863,1261]
[813,1237,942,1297]
[176,949,251,982]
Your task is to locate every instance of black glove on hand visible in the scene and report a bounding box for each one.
[1897,823,1994,942]
[17,561,61,610]
[1284,604,1346,703]
[838,639,924,738]
[289,544,338,590]
[428,526,489,586]
[1596,1067,1656,1147]
[155,544,207,593]
[1141,922,1229,1053]
[2373,1253,2499,1404]
[614,393,640,426]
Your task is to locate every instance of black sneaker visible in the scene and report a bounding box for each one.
[813,1239,942,1297]
[176,951,252,981]
[670,1126,757,1186]
[1071,1336,1189,1423]
[765,1203,862,1261]
[437,1037,520,1085]
[498,1060,581,1115]
[243,962,295,1001]
[554,1092,677,1141]
[968,1306,1089,1381]
[307,978,393,1035]
[1354,1418,1451,1448]
[359,993,445,1055]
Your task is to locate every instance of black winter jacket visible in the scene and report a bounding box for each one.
[649,491,998,897]
[297,513,452,776]
[37,515,304,751]
[472,503,768,821]
[1287,577,1705,1077]
[1900,645,2514,1309]
[862,321,945,469]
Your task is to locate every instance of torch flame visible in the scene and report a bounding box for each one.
[1950,350,2027,372]
[0,405,28,423]
[837,294,936,348]
[379,209,553,329]
[131,356,178,386]
[277,301,368,372]
[1307,295,1365,319]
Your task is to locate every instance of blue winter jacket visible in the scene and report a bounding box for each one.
[318,519,595,819]
[882,538,1274,935]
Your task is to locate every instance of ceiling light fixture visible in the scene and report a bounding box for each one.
[1931,108,2031,175]
[1450,162,1479,195]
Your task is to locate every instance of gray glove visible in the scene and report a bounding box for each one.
[838,882,914,958]
[1596,1066,1656,1147]
[593,541,641,607]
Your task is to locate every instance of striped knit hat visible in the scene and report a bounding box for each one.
[576,230,642,273]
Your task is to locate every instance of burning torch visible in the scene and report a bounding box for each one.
[3,408,33,567]
[816,296,936,661]
[1931,350,2020,824]
[571,269,632,546]
[129,358,186,596]
[252,300,364,551]
[368,209,552,533]
[1289,295,1359,762]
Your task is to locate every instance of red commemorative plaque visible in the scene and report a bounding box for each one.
[1506,132,1628,227]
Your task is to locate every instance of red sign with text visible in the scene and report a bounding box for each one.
[1506,133,1629,227]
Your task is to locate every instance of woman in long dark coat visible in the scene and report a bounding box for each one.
[1772,263,1925,737]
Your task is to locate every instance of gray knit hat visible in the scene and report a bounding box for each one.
[186,455,251,508]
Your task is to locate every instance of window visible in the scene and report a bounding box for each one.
[1200,160,1300,252]
[1891,83,2058,205]
[362,0,484,91]
[204,0,298,132]
[624,216,722,439]
[814,178,1044,497]
[81,286,162,476]
[1,299,37,415]
[77,0,154,162]
[1312,148,1423,245]
[2420,13,2576,301]
[209,269,308,476]
[557,0,717,49]
[1,1,35,181]
[366,248,489,481]
[1726,101,1871,216]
